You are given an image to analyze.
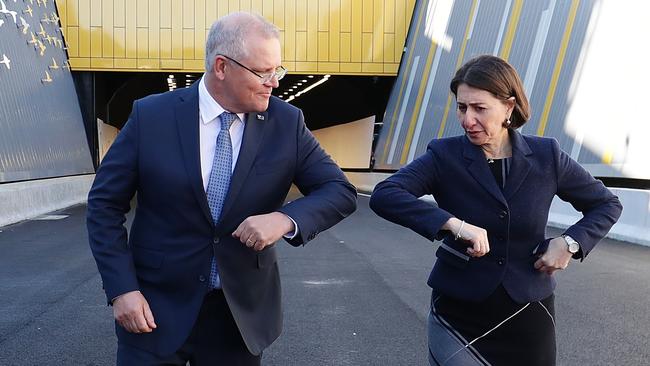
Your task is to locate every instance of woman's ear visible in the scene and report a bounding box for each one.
[506,96,516,116]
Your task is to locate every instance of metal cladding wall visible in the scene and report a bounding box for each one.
[374,0,628,177]
[57,0,416,75]
[0,0,94,183]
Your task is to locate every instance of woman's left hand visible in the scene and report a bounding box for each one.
[533,237,573,275]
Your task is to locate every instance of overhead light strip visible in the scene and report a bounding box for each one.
[285,75,330,103]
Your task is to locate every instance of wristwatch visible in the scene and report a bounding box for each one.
[562,235,580,254]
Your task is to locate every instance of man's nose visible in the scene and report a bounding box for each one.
[265,75,280,88]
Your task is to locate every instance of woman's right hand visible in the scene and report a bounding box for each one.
[443,218,490,257]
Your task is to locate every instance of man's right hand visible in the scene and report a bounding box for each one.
[112,290,157,333]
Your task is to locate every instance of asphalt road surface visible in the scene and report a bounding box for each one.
[1,195,648,365]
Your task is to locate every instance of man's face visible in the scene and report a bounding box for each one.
[222,33,281,113]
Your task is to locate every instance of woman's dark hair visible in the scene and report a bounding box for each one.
[450,55,531,128]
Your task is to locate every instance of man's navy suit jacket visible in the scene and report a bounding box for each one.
[87,81,357,356]
[370,130,621,303]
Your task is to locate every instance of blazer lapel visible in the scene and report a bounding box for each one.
[462,136,508,207]
[503,130,532,200]
[175,84,214,226]
[219,111,268,221]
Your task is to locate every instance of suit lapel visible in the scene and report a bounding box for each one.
[219,111,268,221]
[462,136,508,207]
[503,130,532,200]
[175,83,214,226]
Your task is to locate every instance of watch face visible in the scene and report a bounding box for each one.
[564,236,579,253]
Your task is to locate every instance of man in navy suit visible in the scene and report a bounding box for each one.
[87,12,356,365]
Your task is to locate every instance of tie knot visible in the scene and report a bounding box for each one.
[220,112,237,130]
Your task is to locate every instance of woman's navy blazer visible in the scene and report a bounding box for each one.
[370,130,622,303]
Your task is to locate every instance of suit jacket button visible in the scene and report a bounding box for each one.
[213,237,220,244]
[499,211,508,219]
[497,258,505,266]
[199,275,206,282]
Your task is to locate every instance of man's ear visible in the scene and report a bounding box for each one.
[213,57,227,80]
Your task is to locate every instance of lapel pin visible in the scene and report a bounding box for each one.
[256,114,265,120]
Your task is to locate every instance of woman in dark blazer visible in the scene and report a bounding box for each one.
[370,55,622,365]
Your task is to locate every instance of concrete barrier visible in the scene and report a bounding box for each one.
[345,172,650,247]
[0,175,95,228]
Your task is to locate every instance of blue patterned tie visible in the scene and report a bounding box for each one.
[206,111,238,289]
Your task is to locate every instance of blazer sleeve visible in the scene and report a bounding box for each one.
[277,110,357,246]
[86,102,141,303]
[369,143,454,241]
[552,139,623,260]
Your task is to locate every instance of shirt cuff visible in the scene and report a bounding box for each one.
[283,215,299,240]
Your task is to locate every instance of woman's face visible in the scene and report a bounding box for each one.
[455,83,514,147]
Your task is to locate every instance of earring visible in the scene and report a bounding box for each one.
[505,117,511,127]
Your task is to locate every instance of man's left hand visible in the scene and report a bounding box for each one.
[232,212,295,251]
[534,237,573,275]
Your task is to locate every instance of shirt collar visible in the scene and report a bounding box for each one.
[198,76,245,125]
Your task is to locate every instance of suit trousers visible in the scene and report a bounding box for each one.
[117,290,261,366]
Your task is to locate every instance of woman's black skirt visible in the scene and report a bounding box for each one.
[427,285,556,366]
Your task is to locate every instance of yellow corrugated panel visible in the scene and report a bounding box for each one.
[183,0,194,28]
[114,28,126,58]
[102,0,113,57]
[125,0,136,58]
[65,0,78,27]
[363,0,373,33]
[137,29,149,59]
[341,0,351,32]
[284,1,296,61]
[319,0,329,32]
[91,27,102,57]
[137,0,148,28]
[362,33,373,62]
[384,34,395,63]
[90,0,101,27]
[295,61,318,72]
[91,58,114,68]
[114,59,137,69]
[114,0,125,27]
[67,27,79,57]
[71,58,90,68]
[318,32,329,61]
[318,62,340,73]
[296,0,307,31]
[296,32,307,61]
[149,0,160,59]
[340,33,351,62]
[307,0,319,62]
[341,63,362,73]
[384,0,395,33]
[194,0,205,60]
[329,0,340,62]
[58,0,415,74]
[160,59,182,69]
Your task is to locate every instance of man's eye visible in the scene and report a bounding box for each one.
[457,105,467,112]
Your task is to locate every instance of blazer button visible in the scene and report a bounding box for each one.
[499,211,508,219]
[199,275,206,282]
[497,258,505,266]
[213,237,220,244]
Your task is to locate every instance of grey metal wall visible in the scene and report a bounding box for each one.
[375,0,603,172]
[0,0,93,183]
